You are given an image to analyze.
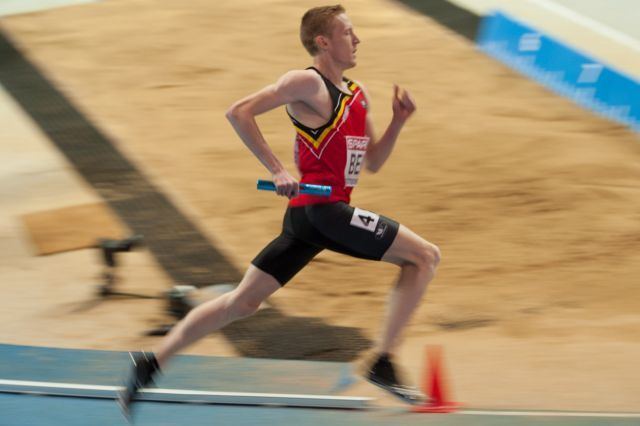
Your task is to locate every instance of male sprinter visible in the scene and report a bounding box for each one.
[119,4,440,415]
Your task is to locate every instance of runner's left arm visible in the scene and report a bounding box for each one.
[363,84,416,173]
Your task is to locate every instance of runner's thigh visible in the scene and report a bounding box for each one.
[301,202,399,260]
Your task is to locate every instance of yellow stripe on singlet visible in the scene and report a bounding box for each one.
[294,82,358,150]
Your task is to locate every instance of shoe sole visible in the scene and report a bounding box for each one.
[116,392,132,423]
[365,375,426,406]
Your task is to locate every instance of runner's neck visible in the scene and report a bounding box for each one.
[312,59,347,91]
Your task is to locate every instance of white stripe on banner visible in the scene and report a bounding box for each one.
[527,0,640,52]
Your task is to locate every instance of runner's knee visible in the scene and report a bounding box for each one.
[413,241,441,270]
[228,291,262,319]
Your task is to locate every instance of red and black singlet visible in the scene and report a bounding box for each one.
[287,67,370,207]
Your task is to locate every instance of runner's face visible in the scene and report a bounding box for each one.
[328,13,360,69]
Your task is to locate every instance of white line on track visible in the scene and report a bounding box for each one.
[4,379,640,417]
[0,379,373,409]
[460,409,640,419]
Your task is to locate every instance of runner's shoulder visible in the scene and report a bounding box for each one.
[275,69,324,98]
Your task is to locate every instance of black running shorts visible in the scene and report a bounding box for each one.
[252,202,400,285]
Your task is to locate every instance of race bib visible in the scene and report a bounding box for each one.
[350,207,379,232]
[344,136,369,187]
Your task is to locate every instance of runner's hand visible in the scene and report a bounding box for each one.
[272,170,299,199]
[392,84,416,123]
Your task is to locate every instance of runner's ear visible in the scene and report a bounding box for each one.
[315,34,329,51]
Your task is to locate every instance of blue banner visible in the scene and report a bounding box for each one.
[477,11,640,133]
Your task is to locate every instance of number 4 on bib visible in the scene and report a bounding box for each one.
[350,207,379,232]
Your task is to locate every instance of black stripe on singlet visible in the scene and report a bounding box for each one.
[286,67,352,139]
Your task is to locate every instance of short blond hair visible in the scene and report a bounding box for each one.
[300,5,346,56]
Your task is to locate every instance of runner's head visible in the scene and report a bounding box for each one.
[300,5,360,69]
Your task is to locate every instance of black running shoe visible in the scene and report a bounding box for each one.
[117,351,161,419]
[366,354,426,405]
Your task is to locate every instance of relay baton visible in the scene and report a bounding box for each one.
[257,179,332,197]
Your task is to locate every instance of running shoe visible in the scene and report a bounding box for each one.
[366,354,426,405]
[117,351,161,419]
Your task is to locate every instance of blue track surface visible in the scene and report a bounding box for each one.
[0,343,347,394]
[2,344,640,426]
[4,393,640,426]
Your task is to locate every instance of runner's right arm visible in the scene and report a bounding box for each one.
[226,70,321,198]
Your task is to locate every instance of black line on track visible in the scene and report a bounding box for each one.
[395,0,481,41]
[0,29,240,287]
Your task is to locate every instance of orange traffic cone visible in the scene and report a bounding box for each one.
[412,345,461,413]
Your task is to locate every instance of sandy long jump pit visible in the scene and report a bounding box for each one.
[1,0,640,412]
